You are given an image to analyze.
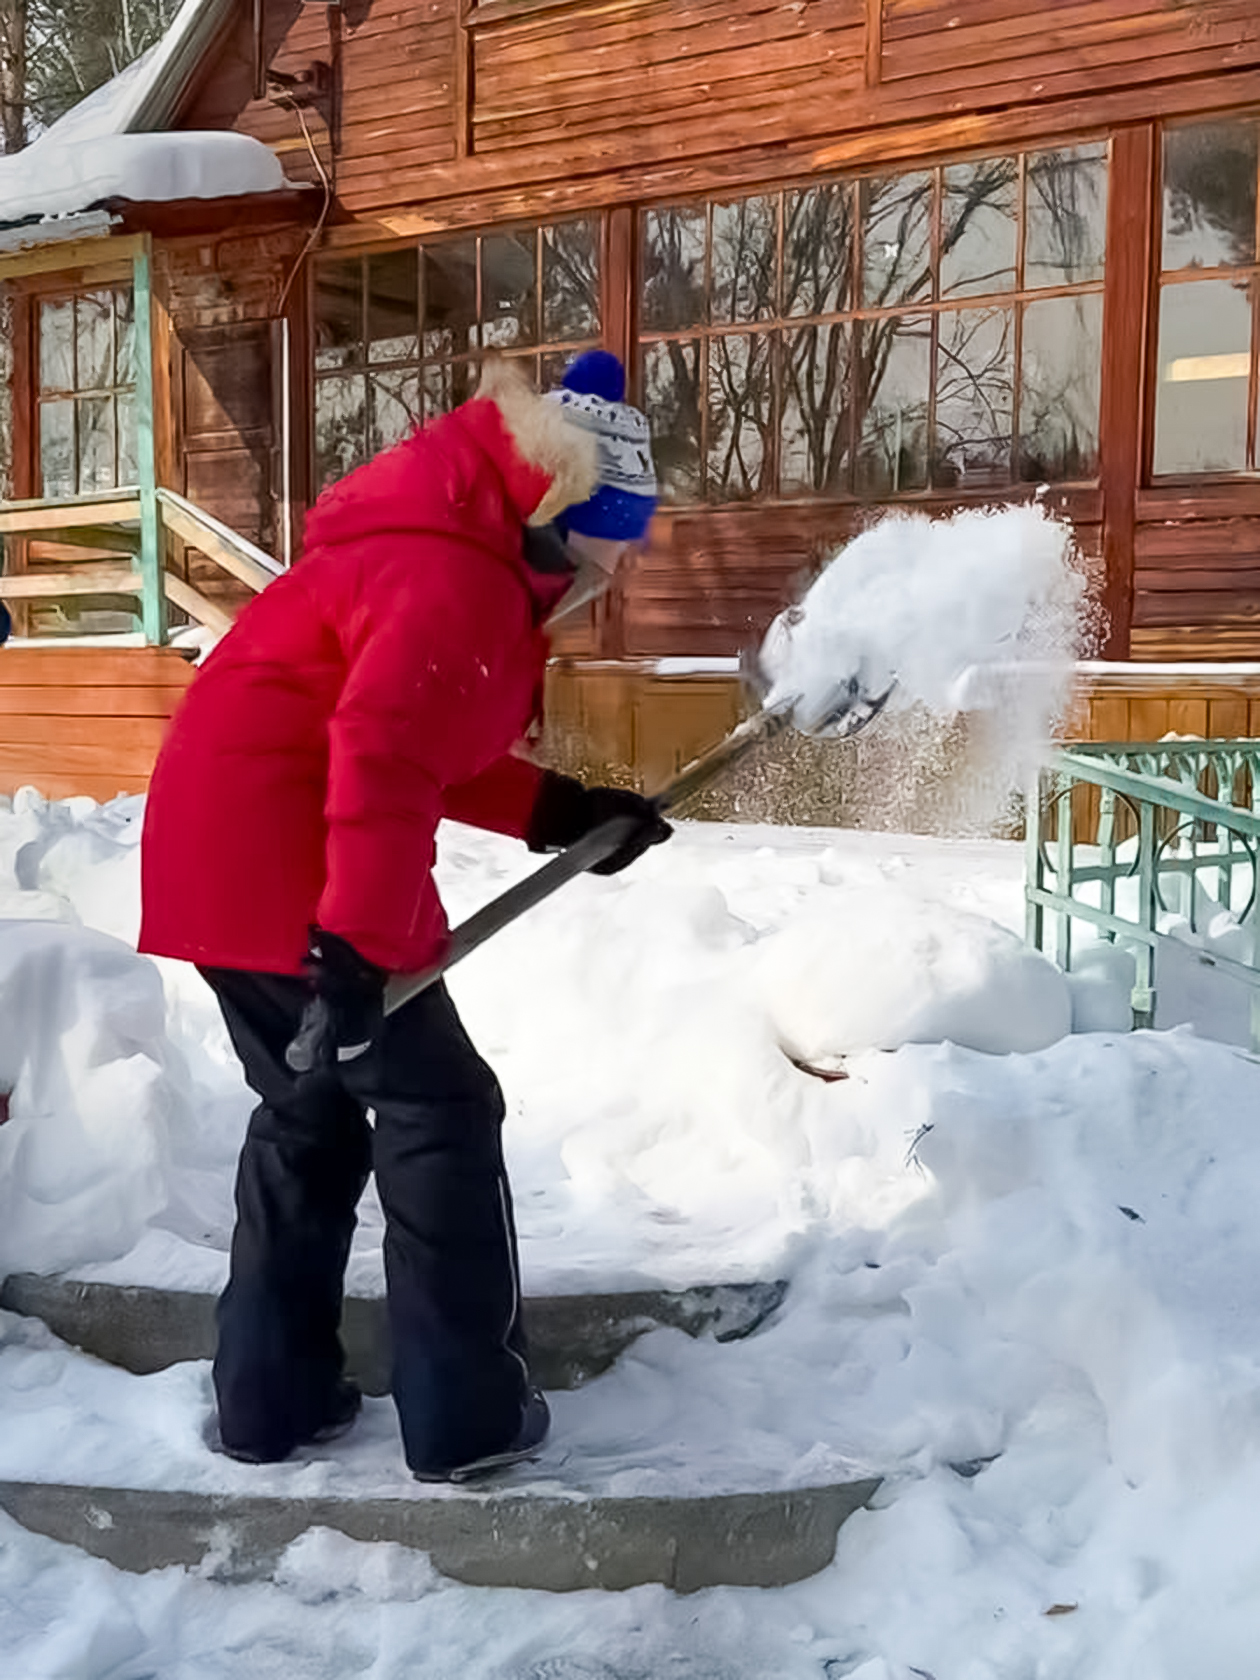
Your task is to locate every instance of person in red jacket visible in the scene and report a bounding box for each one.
[139,351,669,1479]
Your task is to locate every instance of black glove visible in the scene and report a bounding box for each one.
[285,928,387,1074]
[526,772,673,876]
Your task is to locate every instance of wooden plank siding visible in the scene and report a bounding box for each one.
[176,0,1260,221]
[161,0,1260,676]
[0,647,195,801]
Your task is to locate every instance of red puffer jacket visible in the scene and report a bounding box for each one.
[139,367,596,976]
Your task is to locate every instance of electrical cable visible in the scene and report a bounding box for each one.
[276,96,333,317]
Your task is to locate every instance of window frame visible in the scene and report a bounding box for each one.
[1148,110,1260,485]
[31,280,138,502]
[635,139,1111,508]
[309,216,605,494]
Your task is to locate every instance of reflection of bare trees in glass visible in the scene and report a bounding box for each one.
[544,220,600,341]
[1026,145,1107,282]
[712,198,776,322]
[638,147,1105,503]
[1163,121,1258,271]
[707,333,771,498]
[933,308,1014,486]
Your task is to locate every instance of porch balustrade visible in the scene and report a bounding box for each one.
[1026,740,1260,1051]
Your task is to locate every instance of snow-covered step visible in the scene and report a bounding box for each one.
[0,1473,879,1592]
[0,1272,788,1391]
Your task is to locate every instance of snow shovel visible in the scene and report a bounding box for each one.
[381,672,894,1018]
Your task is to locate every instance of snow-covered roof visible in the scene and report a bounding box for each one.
[0,0,292,233]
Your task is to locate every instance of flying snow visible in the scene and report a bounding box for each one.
[760,503,1091,732]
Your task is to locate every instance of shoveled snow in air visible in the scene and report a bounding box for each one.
[760,504,1091,759]
[2,777,1260,1675]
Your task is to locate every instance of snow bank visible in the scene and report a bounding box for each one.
[755,885,1071,1058]
[0,920,185,1276]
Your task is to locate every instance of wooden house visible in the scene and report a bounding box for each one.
[3,0,1260,801]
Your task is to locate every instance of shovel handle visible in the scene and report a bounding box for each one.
[382,813,640,1016]
[382,698,798,1018]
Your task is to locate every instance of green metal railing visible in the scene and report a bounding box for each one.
[1026,740,1260,1049]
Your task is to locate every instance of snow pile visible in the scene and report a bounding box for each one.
[755,883,1071,1059]
[0,920,185,1276]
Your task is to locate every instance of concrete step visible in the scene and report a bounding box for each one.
[0,1272,789,1391]
[0,1473,881,1593]
[0,1271,881,1591]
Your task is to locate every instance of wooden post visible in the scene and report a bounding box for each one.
[132,239,166,646]
[1098,125,1155,661]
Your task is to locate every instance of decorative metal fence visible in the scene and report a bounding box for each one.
[1025,740,1260,1050]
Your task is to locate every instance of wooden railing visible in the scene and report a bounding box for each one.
[0,486,283,642]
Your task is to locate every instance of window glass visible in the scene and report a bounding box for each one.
[370,369,421,455]
[711,196,777,324]
[421,238,478,357]
[36,285,135,498]
[314,222,601,487]
[784,182,852,318]
[854,315,931,494]
[1025,144,1108,286]
[367,250,419,365]
[707,332,772,499]
[117,390,138,487]
[1019,292,1102,481]
[314,259,363,371]
[422,358,478,419]
[1163,120,1258,271]
[1153,278,1252,474]
[934,306,1015,487]
[77,292,113,392]
[860,171,932,308]
[642,206,707,332]
[77,395,115,493]
[543,219,599,341]
[115,291,136,387]
[781,323,851,494]
[481,231,538,349]
[643,337,702,499]
[314,373,367,492]
[39,299,74,392]
[941,158,1018,299]
[39,400,75,498]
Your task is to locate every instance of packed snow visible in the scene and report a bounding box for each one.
[2,779,1260,1675]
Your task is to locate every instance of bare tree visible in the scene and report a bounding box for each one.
[26,0,180,134]
[0,0,26,154]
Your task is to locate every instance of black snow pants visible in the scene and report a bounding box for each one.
[199,967,530,1475]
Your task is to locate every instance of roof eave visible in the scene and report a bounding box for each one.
[125,0,241,134]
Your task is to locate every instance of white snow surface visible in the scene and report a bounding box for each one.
[3,788,1260,1675]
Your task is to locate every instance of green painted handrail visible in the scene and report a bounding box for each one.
[1026,742,1260,1050]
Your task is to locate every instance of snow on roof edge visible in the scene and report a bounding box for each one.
[122,0,240,135]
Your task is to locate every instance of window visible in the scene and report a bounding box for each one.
[1153,116,1260,477]
[313,219,601,491]
[37,287,137,499]
[639,143,1108,503]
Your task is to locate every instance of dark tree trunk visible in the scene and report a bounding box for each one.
[0,0,26,155]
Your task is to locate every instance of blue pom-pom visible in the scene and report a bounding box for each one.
[562,349,626,404]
